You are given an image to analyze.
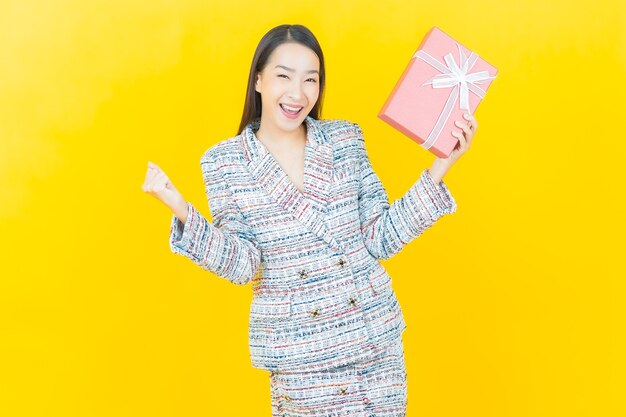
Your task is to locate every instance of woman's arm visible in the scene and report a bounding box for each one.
[169,150,262,285]
[354,122,457,260]
[170,196,189,223]
[427,157,452,184]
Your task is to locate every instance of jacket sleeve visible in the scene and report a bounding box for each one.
[354,122,457,260]
[168,150,262,285]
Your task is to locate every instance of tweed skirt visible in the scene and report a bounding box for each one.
[269,336,407,417]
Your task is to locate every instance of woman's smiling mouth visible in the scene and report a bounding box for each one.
[280,103,304,118]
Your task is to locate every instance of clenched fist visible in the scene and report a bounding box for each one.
[142,161,188,222]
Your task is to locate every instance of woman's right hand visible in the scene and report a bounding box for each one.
[142,161,186,215]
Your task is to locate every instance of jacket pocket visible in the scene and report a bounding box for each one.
[249,293,292,322]
[249,293,294,371]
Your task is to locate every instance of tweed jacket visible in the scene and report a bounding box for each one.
[169,116,457,373]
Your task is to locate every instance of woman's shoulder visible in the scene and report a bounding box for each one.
[317,118,360,134]
[315,118,363,150]
[200,134,245,164]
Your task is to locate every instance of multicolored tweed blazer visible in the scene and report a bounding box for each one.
[169,116,457,372]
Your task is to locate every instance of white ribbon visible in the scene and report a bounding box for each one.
[413,43,496,150]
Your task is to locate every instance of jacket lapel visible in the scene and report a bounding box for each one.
[242,116,339,249]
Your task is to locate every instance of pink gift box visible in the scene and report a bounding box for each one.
[378,27,498,158]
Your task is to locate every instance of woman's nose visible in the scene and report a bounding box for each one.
[287,82,304,100]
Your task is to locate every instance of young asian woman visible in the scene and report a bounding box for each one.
[142,23,477,417]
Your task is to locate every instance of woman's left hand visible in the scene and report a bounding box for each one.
[444,112,477,166]
[427,112,478,183]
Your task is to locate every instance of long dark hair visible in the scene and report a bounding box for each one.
[237,24,326,135]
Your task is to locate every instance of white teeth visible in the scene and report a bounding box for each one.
[281,104,302,113]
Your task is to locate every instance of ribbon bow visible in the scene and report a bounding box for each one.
[412,43,496,149]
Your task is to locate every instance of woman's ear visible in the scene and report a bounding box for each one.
[254,72,261,93]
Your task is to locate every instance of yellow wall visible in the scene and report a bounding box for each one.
[1,0,624,415]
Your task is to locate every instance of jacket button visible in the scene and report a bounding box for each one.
[348,297,357,307]
[298,269,309,279]
[309,307,320,317]
[337,258,346,268]
[338,385,348,395]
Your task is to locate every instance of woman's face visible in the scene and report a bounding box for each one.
[255,42,320,133]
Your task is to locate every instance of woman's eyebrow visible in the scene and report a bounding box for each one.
[274,64,319,75]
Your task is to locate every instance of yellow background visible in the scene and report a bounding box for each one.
[1,0,625,416]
